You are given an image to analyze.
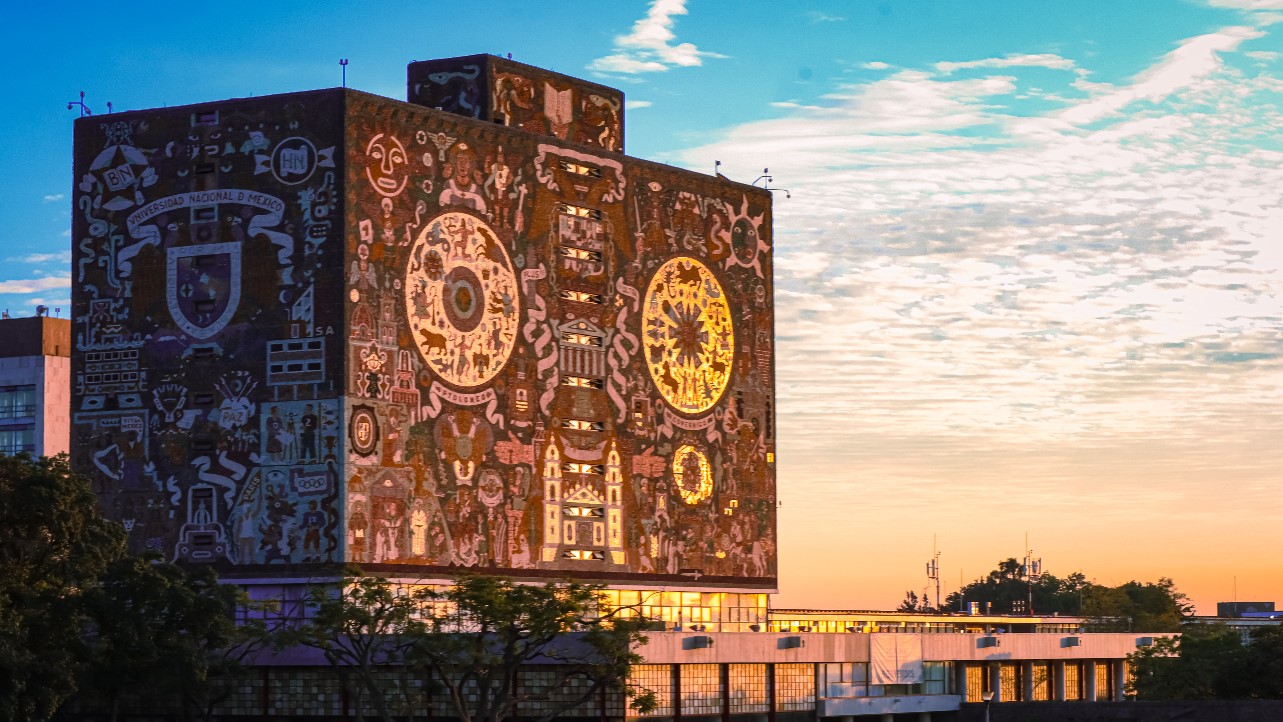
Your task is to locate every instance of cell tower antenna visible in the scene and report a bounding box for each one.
[925,535,941,610]
[340,58,349,88]
[1022,532,1042,616]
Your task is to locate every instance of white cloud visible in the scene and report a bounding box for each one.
[9,252,71,264]
[1207,0,1283,8]
[677,24,1283,608]
[862,61,891,70]
[42,194,64,202]
[1057,26,1262,126]
[0,275,70,294]
[588,0,725,75]
[625,99,653,110]
[935,53,1076,74]
[807,10,845,23]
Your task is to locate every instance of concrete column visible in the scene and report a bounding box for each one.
[880,715,894,722]
[1112,660,1127,701]
[989,663,1002,703]
[1052,661,1066,701]
[1021,661,1034,702]
[955,663,969,701]
[917,713,933,722]
[1084,660,1098,702]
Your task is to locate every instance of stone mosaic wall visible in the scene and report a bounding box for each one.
[344,88,776,582]
[71,60,776,587]
[71,91,346,568]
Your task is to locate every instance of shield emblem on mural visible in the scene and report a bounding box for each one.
[166,242,241,340]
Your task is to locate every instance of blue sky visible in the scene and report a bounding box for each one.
[4,0,1282,612]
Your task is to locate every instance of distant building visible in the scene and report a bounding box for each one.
[1217,601,1276,618]
[0,314,71,457]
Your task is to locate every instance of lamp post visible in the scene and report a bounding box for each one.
[982,691,994,722]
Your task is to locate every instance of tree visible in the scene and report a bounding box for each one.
[0,454,124,722]
[1131,625,1283,701]
[411,575,656,722]
[942,556,1189,630]
[897,590,932,613]
[81,557,269,722]
[287,570,427,722]
[1129,625,1247,699]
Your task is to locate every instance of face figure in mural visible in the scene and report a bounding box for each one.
[365,133,408,198]
[440,143,486,212]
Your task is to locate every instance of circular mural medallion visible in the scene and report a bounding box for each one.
[405,212,520,388]
[642,257,734,415]
[350,405,380,457]
[673,444,713,505]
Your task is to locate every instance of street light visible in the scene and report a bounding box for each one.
[981,691,994,722]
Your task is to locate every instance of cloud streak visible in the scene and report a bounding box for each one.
[588,0,725,75]
[676,27,1283,608]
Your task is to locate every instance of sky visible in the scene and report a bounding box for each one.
[3,0,1281,615]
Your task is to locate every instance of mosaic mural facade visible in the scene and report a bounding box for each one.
[72,57,776,588]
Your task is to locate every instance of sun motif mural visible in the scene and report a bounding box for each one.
[642,257,734,415]
[405,212,520,388]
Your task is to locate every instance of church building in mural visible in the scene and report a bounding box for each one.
[71,54,776,627]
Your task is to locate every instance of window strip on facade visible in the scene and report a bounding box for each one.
[628,665,673,717]
[729,664,769,714]
[776,663,816,712]
[679,664,722,716]
[1064,662,1083,701]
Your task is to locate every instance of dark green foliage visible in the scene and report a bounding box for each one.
[283,569,427,722]
[942,556,1190,631]
[413,574,656,722]
[291,571,656,722]
[81,558,266,722]
[0,454,260,722]
[0,454,124,722]
[1131,625,1283,701]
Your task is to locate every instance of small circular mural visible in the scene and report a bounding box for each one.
[642,257,734,415]
[405,212,520,388]
[673,444,713,505]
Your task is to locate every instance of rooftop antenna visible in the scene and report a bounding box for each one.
[340,58,349,88]
[715,159,722,177]
[752,167,771,187]
[1022,532,1042,616]
[925,535,941,610]
[67,91,93,117]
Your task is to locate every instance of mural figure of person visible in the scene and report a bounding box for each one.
[300,404,318,462]
[301,500,325,560]
[265,406,284,462]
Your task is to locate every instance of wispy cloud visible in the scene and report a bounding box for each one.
[0,275,70,294]
[807,10,845,23]
[862,61,891,71]
[935,53,1076,74]
[625,99,653,109]
[42,194,64,202]
[10,252,71,264]
[1055,26,1261,125]
[588,0,725,75]
[679,25,1283,607]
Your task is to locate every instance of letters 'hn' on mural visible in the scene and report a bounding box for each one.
[71,54,777,588]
